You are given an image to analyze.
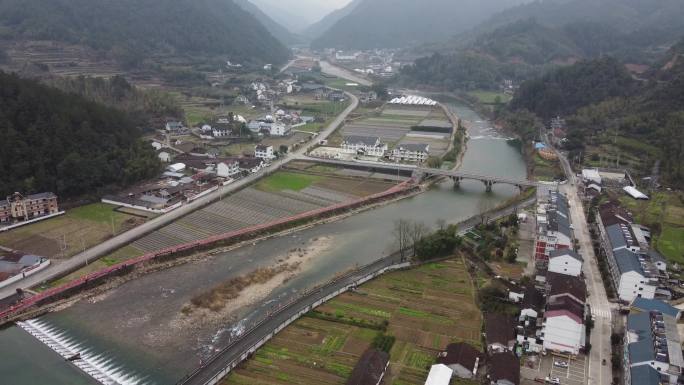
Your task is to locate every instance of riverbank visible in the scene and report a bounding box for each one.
[0,181,424,326]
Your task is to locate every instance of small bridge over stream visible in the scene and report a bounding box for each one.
[296,156,540,192]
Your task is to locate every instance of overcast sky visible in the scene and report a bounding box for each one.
[252,0,353,25]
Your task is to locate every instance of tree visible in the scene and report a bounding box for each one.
[393,219,412,260]
[409,221,430,256]
[426,156,443,169]
[279,144,289,154]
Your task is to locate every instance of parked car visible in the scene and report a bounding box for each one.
[545,377,561,384]
[554,360,569,368]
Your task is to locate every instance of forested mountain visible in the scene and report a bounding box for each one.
[234,0,300,45]
[401,0,684,91]
[0,72,161,199]
[0,0,290,67]
[304,0,363,40]
[506,52,684,187]
[510,57,636,120]
[311,0,529,49]
[47,76,183,127]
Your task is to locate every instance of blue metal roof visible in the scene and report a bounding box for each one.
[629,337,655,363]
[626,312,661,367]
[606,224,628,250]
[630,365,662,385]
[613,248,644,275]
[632,298,680,319]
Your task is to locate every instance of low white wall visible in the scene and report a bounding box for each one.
[0,259,51,289]
[101,199,182,214]
[0,212,65,233]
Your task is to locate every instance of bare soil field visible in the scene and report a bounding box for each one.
[126,168,396,254]
[0,203,144,259]
[223,256,482,385]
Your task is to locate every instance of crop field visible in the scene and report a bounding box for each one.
[128,170,395,253]
[0,203,144,259]
[618,192,684,263]
[223,257,482,385]
[342,106,452,154]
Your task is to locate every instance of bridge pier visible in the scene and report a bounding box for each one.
[451,176,462,188]
[484,180,493,192]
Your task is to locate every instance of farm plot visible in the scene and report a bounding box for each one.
[131,171,396,253]
[342,124,410,144]
[223,257,482,385]
[0,203,144,259]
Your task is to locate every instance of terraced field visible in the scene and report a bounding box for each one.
[223,257,481,385]
[129,171,395,253]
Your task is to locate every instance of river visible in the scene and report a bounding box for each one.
[0,102,525,385]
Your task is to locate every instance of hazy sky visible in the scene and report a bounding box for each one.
[252,0,353,25]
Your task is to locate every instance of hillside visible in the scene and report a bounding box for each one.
[234,0,300,45]
[311,0,529,49]
[506,53,684,187]
[400,0,684,91]
[509,57,636,119]
[0,71,161,199]
[304,0,362,40]
[0,0,290,67]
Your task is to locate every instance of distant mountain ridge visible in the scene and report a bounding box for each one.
[234,0,300,45]
[0,0,290,66]
[311,0,530,49]
[304,0,363,40]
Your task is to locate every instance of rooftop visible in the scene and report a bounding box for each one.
[485,312,516,346]
[436,342,481,371]
[549,249,583,262]
[547,272,586,303]
[343,135,382,147]
[631,298,680,319]
[346,348,389,385]
[489,352,520,385]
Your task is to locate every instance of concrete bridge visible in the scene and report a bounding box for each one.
[296,156,540,192]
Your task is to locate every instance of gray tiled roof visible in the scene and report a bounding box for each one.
[613,248,645,275]
[343,135,381,146]
[549,249,583,262]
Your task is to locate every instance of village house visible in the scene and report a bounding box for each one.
[391,143,430,163]
[624,305,684,385]
[165,120,185,133]
[488,352,520,385]
[346,348,389,385]
[341,135,388,157]
[542,272,587,355]
[269,121,290,136]
[435,343,482,379]
[0,192,59,225]
[485,312,516,353]
[425,364,453,385]
[255,145,275,160]
[516,285,545,353]
[534,191,572,262]
[212,124,232,138]
[547,249,583,277]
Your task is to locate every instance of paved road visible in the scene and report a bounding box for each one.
[0,92,359,301]
[319,60,372,86]
[556,151,613,385]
